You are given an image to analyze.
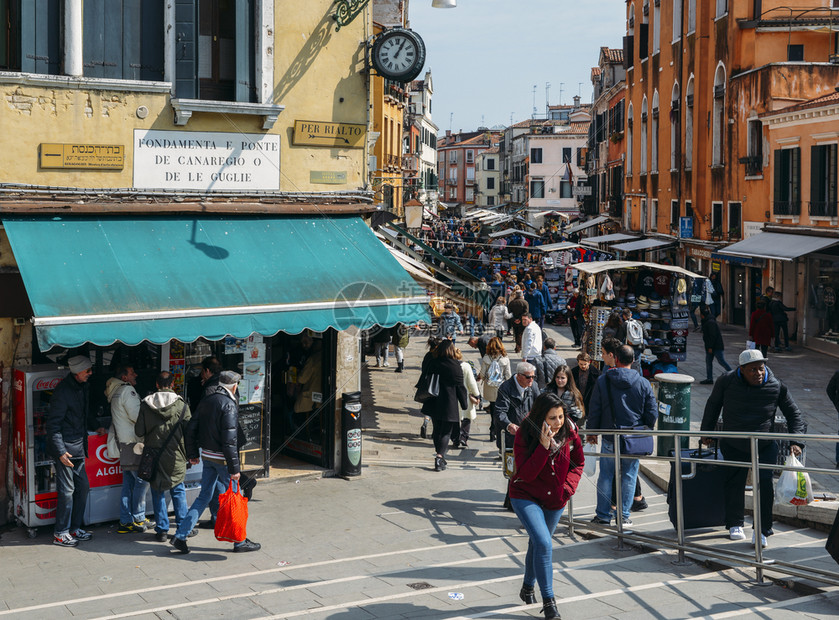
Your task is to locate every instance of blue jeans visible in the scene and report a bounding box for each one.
[175,460,246,546]
[120,469,149,525]
[595,439,640,522]
[510,498,564,599]
[151,482,187,533]
[54,457,89,536]
[705,349,732,382]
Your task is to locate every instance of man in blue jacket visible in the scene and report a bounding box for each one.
[524,283,546,327]
[586,345,658,527]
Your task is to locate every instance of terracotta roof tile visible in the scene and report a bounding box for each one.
[591,67,602,78]
[775,90,839,115]
[604,48,623,63]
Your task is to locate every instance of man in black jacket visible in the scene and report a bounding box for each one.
[701,349,805,547]
[495,361,541,450]
[48,355,100,547]
[171,370,260,554]
[571,352,600,414]
[699,305,732,385]
[826,370,839,467]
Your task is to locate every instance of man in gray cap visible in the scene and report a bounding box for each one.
[700,348,806,548]
[171,370,260,554]
[48,355,100,547]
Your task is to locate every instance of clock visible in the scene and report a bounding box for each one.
[370,28,426,83]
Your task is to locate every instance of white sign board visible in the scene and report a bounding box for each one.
[133,130,281,191]
[572,185,592,196]
[743,221,763,239]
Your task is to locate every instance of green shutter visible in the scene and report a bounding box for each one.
[21,0,60,74]
[792,147,801,207]
[175,0,197,98]
[235,0,255,102]
[774,149,783,203]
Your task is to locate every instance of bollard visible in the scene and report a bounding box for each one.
[655,373,694,456]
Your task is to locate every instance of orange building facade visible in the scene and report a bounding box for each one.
[623,0,839,336]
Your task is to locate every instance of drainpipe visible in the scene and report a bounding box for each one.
[64,0,83,77]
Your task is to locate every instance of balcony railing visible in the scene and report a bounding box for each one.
[740,155,762,177]
[810,200,838,217]
[773,200,801,216]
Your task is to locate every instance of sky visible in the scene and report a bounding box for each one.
[408,0,626,133]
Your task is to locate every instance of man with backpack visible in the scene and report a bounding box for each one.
[534,338,566,389]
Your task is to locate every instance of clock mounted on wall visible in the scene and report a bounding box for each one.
[370,28,426,83]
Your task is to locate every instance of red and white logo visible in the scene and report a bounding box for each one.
[95,443,120,465]
[33,377,62,391]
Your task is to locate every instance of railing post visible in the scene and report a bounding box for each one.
[672,433,689,565]
[567,495,575,537]
[751,435,765,584]
[614,432,624,550]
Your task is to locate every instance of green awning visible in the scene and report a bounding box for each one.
[2,215,430,350]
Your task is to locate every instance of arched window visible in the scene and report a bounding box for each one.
[673,0,682,42]
[641,96,648,174]
[685,76,694,169]
[671,82,681,171]
[627,102,634,176]
[713,63,726,166]
[651,90,659,172]
[688,0,696,33]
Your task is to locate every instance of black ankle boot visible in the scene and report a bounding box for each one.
[395,361,403,373]
[519,585,536,604]
[542,597,560,619]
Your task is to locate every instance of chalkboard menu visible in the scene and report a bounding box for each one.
[238,403,262,452]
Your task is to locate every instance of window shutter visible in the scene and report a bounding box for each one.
[21,0,61,74]
[175,0,198,98]
[83,0,123,79]
[623,35,634,69]
[235,0,256,102]
[811,145,820,203]
[639,23,649,58]
[831,144,838,205]
[774,149,783,202]
[792,147,801,204]
[133,0,165,80]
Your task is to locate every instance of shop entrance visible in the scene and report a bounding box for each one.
[750,267,763,314]
[731,265,747,326]
[270,330,337,469]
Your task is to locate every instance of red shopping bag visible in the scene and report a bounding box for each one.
[215,480,248,543]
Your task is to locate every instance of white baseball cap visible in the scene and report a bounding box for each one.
[738,349,766,366]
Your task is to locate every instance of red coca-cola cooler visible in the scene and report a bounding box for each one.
[12,365,202,536]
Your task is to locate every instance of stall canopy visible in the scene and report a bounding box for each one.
[564,215,609,235]
[570,260,701,279]
[580,233,639,247]
[2,215,430,350]
[716,232,839,262]
[535,241,583,253]
[488,228,541,239]
[611,238,675,252]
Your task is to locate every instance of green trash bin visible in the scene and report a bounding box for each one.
[654,372,694,457]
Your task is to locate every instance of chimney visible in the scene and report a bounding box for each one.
[446,129,452,137]
[573,95,581,109]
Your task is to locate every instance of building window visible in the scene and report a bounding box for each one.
[728,201,742,237]
[466,167,475,181]
[487,196,495,206]
[449,188,456,199]
[562,147,572,163]
[466,150,474,163]
[625,197,633,229]
[685,78,694,169]
[711,201,724,234]
[650,198,658,230]
[560,180,572,198]
[0,0,21,70]
[651,92,659,172]
[640,97,648,174]
[653,0,660,53]
[715,0,727,18]
[671,200,680,229]
[17,0,61,74]
[83,0,164,80]
[672,0,682,41]
[746,117,763,175]
[627,103,634,175]
[531,148,543,164]
[788,44,804,61]
[712,65,726,166]
[449,151,457,164]
[688,0,696,32]
[449,169,457,183]
[774,147,801,215]
[530,179,545,199]
[486,157,495,170]
[640,0,649,58]
[810,144,837,217]
[685,200,693,219]
[487,177,495,190]
[466,187,474,202]
[640,198,647,232]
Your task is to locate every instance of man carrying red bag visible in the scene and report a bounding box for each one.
[171,370,260,554]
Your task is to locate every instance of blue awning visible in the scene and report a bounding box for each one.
[2,215,430,350]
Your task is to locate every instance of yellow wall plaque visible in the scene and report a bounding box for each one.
[40,143,125,169]
[293,120,365,148]
[310,171,348,184]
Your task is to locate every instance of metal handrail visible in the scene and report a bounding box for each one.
[567,427,839,586]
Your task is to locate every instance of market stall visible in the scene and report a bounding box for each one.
[570,261,702,372]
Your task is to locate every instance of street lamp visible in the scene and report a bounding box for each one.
[432,0,456,7]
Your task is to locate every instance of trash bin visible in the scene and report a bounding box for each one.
[654,373,694,457]
[341,391,363,477]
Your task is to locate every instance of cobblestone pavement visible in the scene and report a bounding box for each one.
[0,324,837,618]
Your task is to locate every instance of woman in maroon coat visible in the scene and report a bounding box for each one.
[509,392,584,619]
[749,299,775,360]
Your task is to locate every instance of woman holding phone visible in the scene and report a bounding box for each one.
[509,392,584,619]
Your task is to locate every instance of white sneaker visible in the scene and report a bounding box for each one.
[729,526,746,540]
[383,361,390,367]
[751,531,768,547]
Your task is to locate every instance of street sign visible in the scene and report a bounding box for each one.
[572,185,592,196]
[679,216,694,239]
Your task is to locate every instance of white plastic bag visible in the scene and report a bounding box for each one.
[746,340,756,350]
[775,454,813,506]
[583,442,598,477]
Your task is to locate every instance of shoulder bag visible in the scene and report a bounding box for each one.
[605,374,654,456]
[414,372,440,403]
[137,407,187,482]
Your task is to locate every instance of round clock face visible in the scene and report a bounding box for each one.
[371,28,426,83]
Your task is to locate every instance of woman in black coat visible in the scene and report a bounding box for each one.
[426,340,469,471]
